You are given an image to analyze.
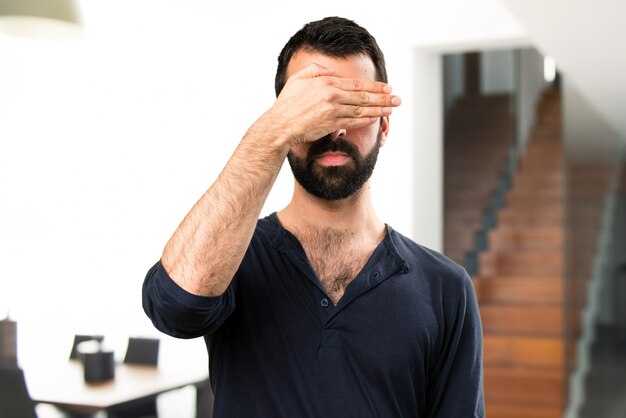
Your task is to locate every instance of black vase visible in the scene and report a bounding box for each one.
[83,350,115,383]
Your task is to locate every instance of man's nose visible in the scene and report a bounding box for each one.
[329,129,347,140]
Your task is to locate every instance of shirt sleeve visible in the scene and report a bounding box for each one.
[142,260,236,339]
[425,268,485,418]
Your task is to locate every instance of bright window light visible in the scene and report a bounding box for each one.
[544,55,556,83]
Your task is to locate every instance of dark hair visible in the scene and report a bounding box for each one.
[274,16,387,96]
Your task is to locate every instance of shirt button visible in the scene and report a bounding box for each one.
[371,272,379,280]
[320,298,329,308]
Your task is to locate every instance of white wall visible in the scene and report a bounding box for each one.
[480,49,515,94]
[413,52,444,251]
[500,0,626,142]
[517,48,546,153]
[443,54,465,111]
[0,0,528,367]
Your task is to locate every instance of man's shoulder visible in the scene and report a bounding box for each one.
[255,213,279,234]
[388,226,470,286]
[247,213,284,248]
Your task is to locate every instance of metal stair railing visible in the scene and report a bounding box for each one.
[464,144,520,275]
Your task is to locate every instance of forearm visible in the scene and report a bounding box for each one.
[161,120,290,296]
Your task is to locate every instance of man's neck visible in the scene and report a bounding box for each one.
[277,181,385,242]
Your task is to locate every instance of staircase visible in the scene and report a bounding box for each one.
[472,89,566,418]
[444,94,515,265]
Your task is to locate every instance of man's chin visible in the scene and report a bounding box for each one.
[300,177,358,201]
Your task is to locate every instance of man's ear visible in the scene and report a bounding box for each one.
[379,116,390,146]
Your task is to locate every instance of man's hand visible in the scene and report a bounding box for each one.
[259,64,401,147]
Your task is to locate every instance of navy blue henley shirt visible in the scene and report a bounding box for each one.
[142,213,484,417]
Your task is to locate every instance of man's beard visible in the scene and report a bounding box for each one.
[287,131,382,201]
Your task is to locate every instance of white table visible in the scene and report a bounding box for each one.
[26,360,211,417]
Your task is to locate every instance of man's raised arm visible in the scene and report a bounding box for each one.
[160,64,400,296]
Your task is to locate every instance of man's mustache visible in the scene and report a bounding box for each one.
[307,135,360,163]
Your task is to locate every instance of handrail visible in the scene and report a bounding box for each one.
[464,144,520,274]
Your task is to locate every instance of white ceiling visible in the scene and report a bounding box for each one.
[499,0,626,141]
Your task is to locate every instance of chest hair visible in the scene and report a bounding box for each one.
[295,227,377,305]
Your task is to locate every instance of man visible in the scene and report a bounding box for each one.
[143,16,484,417]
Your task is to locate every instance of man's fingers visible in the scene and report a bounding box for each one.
[333,77,392,94]
[339,91,402,107]
[334,103,394,119]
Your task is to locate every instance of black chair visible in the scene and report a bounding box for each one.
[123,337,160,366]
[69,335,105,360]
[0,366,38,418]
[108,338,160,418]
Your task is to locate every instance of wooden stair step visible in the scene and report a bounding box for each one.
[445,137,511,147]
[488,227,562,250]
[445,235,478,249]
[472,276,563,306]
[522,151,561,162]
[510,183,562,194]
[445,189,493,203]
[445,171,499,184]
[448,106,513,117]
[443,224,481,237]
[444,252,466,266]
[484,366,564,408]
[445,149,509,160]
[524,151,560,161]
[486,403,562,418]
[453,94,512,107]
[536,116,560,126]
[524,141,561,152]
[483,335,564,368]
[505,193,562,207]
[445,161,508,174]
[444,236,476,252]
[446,128,514,138]
[445,130,514,141]
[444,250,470,265]
[445,210,484,224]
[532,128,561,137]
[534,131,561,140]
[513,170,562,185]
[480,305,563,337]
[450,102,513,114]
[445,227,478,239]
[519,160,563,171]
[445,219,482,231]
[480,251,563,276]
[446,242,481,255]
[445,199,491,210]
[445,233,478,246]
[447,120,513,130]
[518,165,561,177]
[498,207,562,227]
[510,182,562,194]
[446,149,509,161]
[532,125,561,134]
[507,188,562,200]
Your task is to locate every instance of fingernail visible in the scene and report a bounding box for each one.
[383,85,392,93]
[383,107,393,114]
[391,96,401,106]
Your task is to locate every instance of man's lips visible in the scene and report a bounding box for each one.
[316,152,352,166]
